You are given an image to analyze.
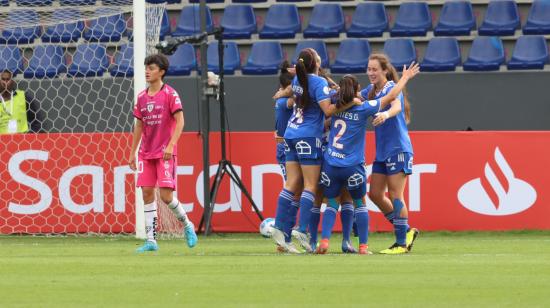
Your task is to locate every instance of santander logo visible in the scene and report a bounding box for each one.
[458,147,537,216]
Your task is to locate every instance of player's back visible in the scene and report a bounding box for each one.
[274,96,292,138]
[324,99,380,167]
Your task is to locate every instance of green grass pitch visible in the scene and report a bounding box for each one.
[1,231,549,307]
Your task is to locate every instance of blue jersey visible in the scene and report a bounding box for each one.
[284,75,330,139]
[324,96,381,167]
[360,81,413,161]
[274,97,293,137]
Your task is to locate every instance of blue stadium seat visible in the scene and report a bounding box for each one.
[434,1,475,36]
[507,36,549,70]
[0,10,41,44]
[127,9,169,41]
[233,0,267,3]
[110,44,134,77]
[42,9,84,43]
[15,0,52,6]
[167,43,196,76]
[188,0,224,3]
[173,5,214,37]
[166,0,182,3]
[383,38,417,68]
[259,4,300,39]
[331,39,371,73]
[347,2,387,38]
[303,3,345,38]
[221,5,257,39]
[242,41,283,75]
[67,44,109,77]
[463,37,504,71]
[0,46,24,76]
[421,37,461,72]
[276,0,309,2]
[1,0,8,6]
[523,0,550,35]
[292,40,329,68]
[60,0,96,5]
[103,0,131,4]
[24,45,66,78]
[479,0,519,36]
[207,42,241,74]
[83,8,126,42]
[390,2,432,37]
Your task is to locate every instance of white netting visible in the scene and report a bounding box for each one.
[0,0,168,236]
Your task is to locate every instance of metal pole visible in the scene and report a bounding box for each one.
[199,0,210,233]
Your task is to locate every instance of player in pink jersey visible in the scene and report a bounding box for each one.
[129,54,197,253]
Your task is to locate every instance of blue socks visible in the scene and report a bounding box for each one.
[297,190,315,233]
[321,198,339,239]
[275,189,293,231]
[340,202,354,243]
[384,211,395,224]
[285,200,299,242]
[309,206,321,248]
[353,198,369,245]
[393,199,409,246]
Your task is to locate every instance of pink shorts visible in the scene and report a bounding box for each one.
[137,157,177,190]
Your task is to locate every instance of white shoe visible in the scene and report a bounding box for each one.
[285,242,302,254]
[271,227,287,247]
[292,229,313,253]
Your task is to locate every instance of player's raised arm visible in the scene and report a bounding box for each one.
[378,62,420,109]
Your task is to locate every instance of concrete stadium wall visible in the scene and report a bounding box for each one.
[23,71,550,133]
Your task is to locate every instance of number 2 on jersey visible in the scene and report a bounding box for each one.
[332,119,346,150]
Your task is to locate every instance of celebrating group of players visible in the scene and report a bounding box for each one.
[272,48,420,255]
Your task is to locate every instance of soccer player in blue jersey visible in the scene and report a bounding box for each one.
[317,65,420,255]
[271,48,346,253]
[361,54,420,255]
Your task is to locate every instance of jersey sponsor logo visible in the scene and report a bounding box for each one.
[458,147,536,216]
[347,173,364,188]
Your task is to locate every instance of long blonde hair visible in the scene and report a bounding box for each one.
[367,54,411,123]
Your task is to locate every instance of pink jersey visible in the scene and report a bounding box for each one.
[133,84,183,159]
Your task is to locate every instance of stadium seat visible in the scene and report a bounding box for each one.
[207,42,241,75]
[0,10,41,44]
[220,5,257,39]
[15,0,52,6]
[110,44,134,77]
[523,0,550,35]
[276,0,309,2]
[383,38,417,68]
[421,37,461,72]
[42,9,84,43]
[292,40,329,68]
[347,2,388,38]
[463,37,504,71]
[331,39,371,73]
[259,4,301,39]
[242,41,283,75]
[103,0,131,4]
[1,0,8,6]
[0,46,24,76]
[67,44,109,77]
[83,8,126,42]
[390,2,432,37]
[159,9,171,40]
[23,45,66,79]
[434,1,475,36]
[507,36,549,70]
[479,0,520,36]
[233,0,267,3]
[167,43,196,76]
[173,5,214,37]
[188,0,224,3]
[60,0,96,5]
[166,0,182,3]
[303,3,345,38]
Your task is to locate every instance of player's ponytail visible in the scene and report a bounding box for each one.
[368,54,411,124]
[295,48,317,109]
[337,75,359,109]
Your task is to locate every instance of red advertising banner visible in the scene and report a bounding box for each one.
[1,131,549,234]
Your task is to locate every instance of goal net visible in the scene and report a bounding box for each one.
[0,0,176,238]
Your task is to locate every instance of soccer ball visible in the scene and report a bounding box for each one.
[259,218,275,238]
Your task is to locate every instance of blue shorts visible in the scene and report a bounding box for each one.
[372,152,413,175]
[284,137,323,166]
[276,142,287,179]
[320,163,366,199]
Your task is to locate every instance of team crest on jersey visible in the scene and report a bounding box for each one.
[147,103,154,112]
[296,140,312,155]
[320,172,331,186]
[368,100,377,107]
[348,173,365,188]
[323,86,330,95]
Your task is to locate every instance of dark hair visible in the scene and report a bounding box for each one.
[279,60,293,88]
[319,68,337,89]
[368,53,411,123]
[144,54,169,79]
[295,48,317,109]
[336,75,359,109]
[1,69,13,77]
